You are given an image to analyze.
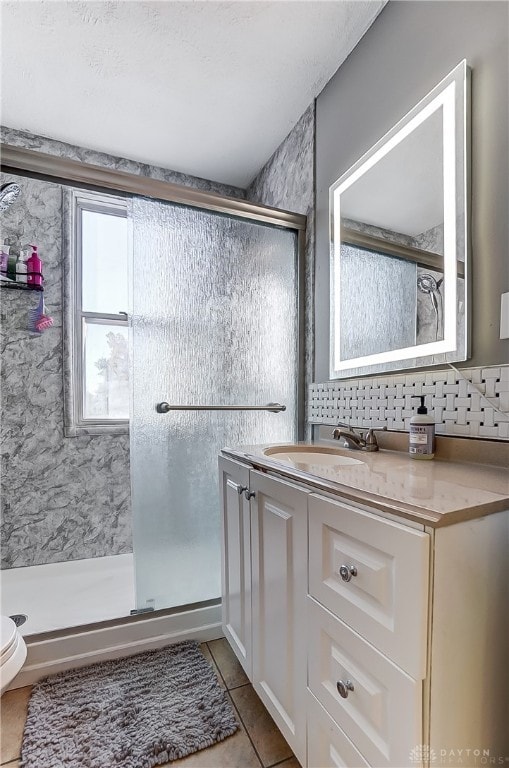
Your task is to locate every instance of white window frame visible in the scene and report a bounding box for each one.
[64,189,129,436]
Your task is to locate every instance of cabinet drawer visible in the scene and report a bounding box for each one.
[309,492,429,679]
[307,690,369,768]
[308,597,422,768]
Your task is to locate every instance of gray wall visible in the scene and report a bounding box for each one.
[0,128,244,569]
[315,0,509,381]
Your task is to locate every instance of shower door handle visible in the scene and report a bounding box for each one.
[156,402,286,414]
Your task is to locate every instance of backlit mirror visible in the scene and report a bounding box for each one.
[330,60,470,379]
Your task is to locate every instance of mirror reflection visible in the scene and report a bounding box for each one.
[330,61,469,379]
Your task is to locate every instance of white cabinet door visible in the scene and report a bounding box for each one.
[219,456,252,677]
[250,470,308,766]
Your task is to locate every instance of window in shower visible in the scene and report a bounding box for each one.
[64,190,130,435]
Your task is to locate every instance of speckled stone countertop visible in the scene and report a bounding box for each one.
[221,443,509,527]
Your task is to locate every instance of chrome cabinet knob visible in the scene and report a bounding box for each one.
[244,489,255,500]
[236,485,248,495]
[339,564,357,582]
[337,679,354,699]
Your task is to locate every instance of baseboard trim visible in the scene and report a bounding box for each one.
[9,603,223,689]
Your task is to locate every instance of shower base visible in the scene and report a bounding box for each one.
[0,554,135,636]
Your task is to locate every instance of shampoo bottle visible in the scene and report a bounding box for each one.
[16,254,28,284]
[0,243,10,275]
[6,243,18,282]
[409,395,435,460]
[26,245,43,288]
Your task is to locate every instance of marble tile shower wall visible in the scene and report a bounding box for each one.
[0,128,245,569]
[0,171,133,569]
[309,364,509,440]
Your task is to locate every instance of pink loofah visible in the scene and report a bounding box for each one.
[28,294,54,334]
[35,314,54,332]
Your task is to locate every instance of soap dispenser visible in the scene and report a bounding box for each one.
[409,395,435,460]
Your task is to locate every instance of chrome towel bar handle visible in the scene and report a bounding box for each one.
[156,402,286,414]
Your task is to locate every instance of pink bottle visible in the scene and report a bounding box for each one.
[26,245,43,288]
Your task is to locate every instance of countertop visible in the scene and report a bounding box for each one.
[221,442,509,527]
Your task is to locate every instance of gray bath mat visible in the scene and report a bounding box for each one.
[21,640,239,768]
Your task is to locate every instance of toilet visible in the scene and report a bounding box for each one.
[0,616,27,695]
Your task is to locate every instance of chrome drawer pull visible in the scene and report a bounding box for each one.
[339,564,357,582]
[337,679,354,699]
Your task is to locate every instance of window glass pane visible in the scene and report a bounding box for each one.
[81,209,128,314]
[83,322,129,420]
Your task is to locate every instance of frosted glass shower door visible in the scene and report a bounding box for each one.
[130,199,299,612]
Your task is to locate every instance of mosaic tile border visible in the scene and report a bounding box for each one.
[308,364,509,440]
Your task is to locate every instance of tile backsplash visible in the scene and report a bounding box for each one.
[309,364,509,440]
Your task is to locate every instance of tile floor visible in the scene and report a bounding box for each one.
[0,637,301,768]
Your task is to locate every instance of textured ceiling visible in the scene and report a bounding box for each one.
[1,1,385,187]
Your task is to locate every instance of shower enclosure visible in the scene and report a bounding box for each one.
[0,145,305,636]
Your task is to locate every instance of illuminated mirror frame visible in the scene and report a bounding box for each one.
[330,60,470,379]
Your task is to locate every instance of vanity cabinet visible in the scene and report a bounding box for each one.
[219,454,509,768]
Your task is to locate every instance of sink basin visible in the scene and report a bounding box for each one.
[263,446,364,468]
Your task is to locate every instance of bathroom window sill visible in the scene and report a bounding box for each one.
[64,423,129,438]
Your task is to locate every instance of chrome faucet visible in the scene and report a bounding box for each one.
[332,422,387,452]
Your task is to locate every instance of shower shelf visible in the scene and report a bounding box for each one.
[0,273,44,291]
[0,282,44,292]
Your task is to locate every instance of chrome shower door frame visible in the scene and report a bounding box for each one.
[0,143,307,439]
